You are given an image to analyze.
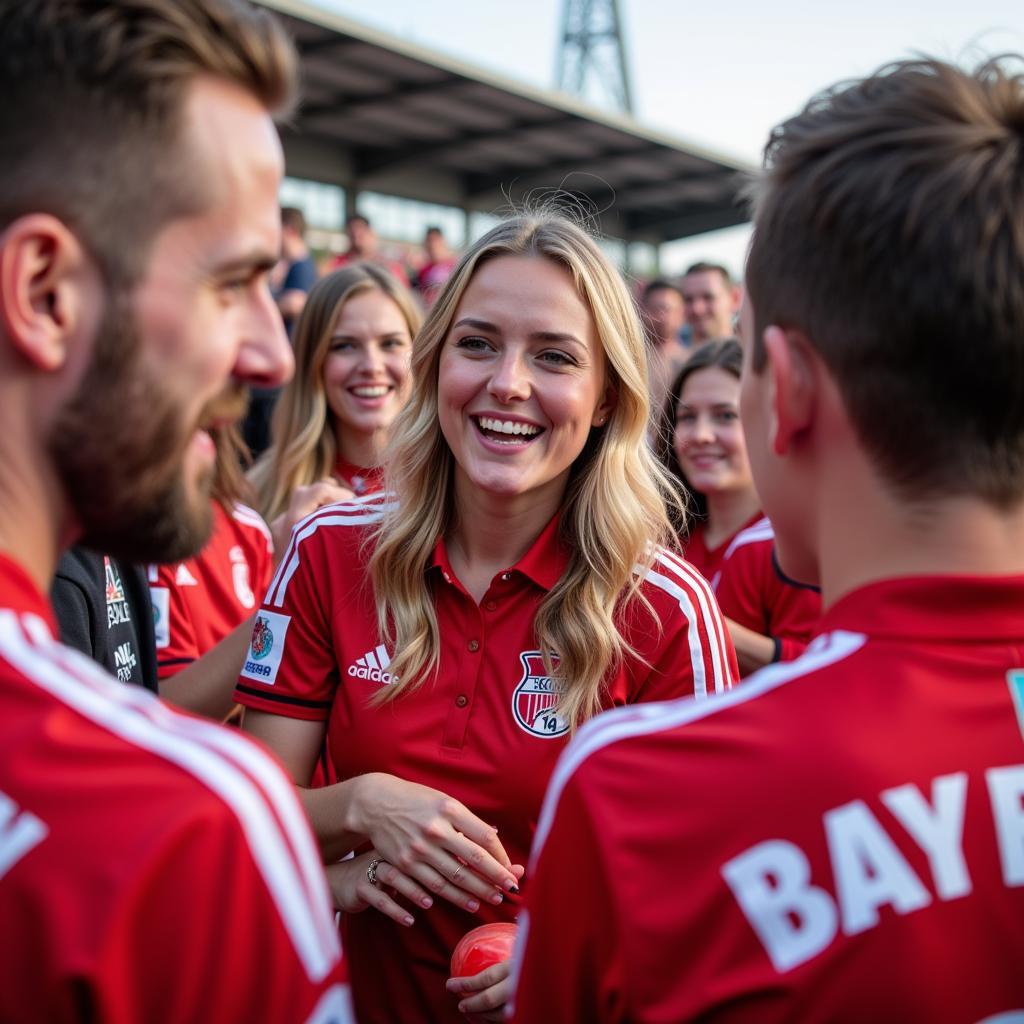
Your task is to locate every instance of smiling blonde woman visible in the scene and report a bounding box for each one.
[237,210,737,1024]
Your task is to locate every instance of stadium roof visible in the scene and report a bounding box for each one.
[259,0,756,246]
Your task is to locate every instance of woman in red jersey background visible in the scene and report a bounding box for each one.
[250,263,422,545]
[658,338,819,673]
[237,211,735,1023]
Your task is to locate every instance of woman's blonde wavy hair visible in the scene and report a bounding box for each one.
[249,263,422,523]
[370,211,683,729]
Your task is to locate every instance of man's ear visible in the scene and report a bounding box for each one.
[0,214,98,372]
[763,325,816,456]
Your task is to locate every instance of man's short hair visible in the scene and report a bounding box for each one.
[643,278,684,303]
[281,207,307,236]
[683,262,733,288]
[347,214,371,229]
[0,0,296,287]
[745,57,1024,506]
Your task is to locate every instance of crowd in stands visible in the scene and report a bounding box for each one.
[2,1,1023,1022]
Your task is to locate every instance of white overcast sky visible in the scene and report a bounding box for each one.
[310,0,1024,275]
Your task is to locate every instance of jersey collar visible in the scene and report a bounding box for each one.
[820,574,1024,641]
[429,512,570,593]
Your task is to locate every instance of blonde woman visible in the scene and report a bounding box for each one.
[249,263,422,550]
[237,213,737,1023]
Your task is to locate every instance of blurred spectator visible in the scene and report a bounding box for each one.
[416,225,458,305]
[326,213,410,285]
[276,206,317,334]
[681,261,742,345]
[642,278,689,435]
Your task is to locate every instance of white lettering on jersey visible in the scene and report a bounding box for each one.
[825,799,932,935]
[721,839,838,972]
[725,768,1024,972]
[881,773,971,900]
[240,610,291,685]
[987,765,1024,886]
[0,789,48,880]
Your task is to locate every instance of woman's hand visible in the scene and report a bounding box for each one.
[350,773,523,913]
[325,850,436,928]
[270,479,353,563]
[446,960,513,1022]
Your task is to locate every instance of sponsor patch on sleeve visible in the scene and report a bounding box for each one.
[150,587,170,649]
[240,610,291,686]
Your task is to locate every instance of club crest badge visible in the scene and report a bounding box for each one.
[251,616,274,660]
[512,651,568,738]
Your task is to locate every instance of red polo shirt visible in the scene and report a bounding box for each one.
[713,516,821,665]
[683,511,763,585]
[0,553,351,1022]
[149,501,274,678]
[235,495,736,1023]
[512,574,1024,1023]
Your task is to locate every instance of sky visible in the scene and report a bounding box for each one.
[312,0,1024,276]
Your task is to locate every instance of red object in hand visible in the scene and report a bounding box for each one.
[450,922,518,977]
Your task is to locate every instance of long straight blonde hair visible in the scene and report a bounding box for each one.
[249,264,422,523]
[369,212,682,728]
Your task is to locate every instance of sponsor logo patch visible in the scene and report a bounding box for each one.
[512,651,568,738]
[150,587,169,649]
[241,610,291,685]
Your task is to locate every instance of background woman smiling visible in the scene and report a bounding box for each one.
[237,212,736,1023]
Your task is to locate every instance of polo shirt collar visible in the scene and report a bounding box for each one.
[429,512,570,593]
[820,574,1024,641]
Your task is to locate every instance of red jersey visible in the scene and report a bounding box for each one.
[149,501,274,678]
[0,553,352,1022]
[714,516,821,664]
[235,495,736,1023]
[512,575,1024,1023]
[683,511,762,585]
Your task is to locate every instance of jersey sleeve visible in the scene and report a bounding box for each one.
[150,563,201,679]
[511,768,627,1023]
[627,549,738,703]
[234,523,339,722]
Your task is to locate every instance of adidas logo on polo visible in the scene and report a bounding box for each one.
[348,644,396,684]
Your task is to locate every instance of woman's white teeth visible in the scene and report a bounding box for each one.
[353,385,389,398]
[478,417,540,436]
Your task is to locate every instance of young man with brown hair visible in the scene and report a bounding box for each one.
[0,1,351,1019]
[512,56,1024,1022]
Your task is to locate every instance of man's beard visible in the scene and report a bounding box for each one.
[48,292,215,564]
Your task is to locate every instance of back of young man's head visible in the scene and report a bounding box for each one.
[745,56,1024,507]
[0,0,296,290]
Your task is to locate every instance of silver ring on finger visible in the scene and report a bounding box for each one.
[451,863,465,883]
[367,857,384,888]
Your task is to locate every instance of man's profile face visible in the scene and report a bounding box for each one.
[682,270,738,343]
[49,76,290,564]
